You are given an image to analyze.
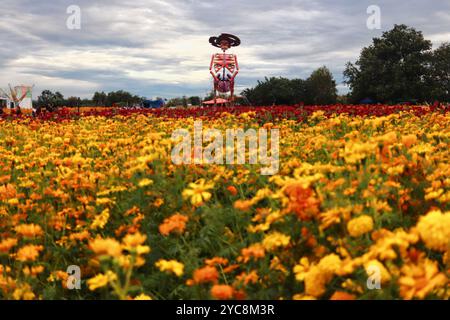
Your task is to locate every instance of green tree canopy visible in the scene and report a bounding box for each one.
[429,43,450,102]
[344,24,433,103]
[36,90,65,110]
[242,77,308,106]
[305,66,338,105]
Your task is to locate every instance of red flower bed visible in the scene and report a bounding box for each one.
[1,103,448,122]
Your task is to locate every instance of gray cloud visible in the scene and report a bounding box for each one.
[0,0,449,99]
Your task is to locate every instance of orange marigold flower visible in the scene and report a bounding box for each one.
[238,243,265,263]
[330,291,356,300]
[211,284,234,300]
[236,270,259,285]
[122,232,147,248]
[227,186,238,196]
[223,264,240,273]
[283,183,320,220]
[0,238,18,253]
[16,245,44,262]
[88,237,122,257]
[159,213,188,236]
[15,224,43,238]
[233,199,253,212]
[192,266,219,284]
[205,257,229,267]
[69,230,90,242]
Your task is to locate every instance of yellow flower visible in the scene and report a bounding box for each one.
[182,179,214,206]
[0,238,18,253]
[416,209,450,252]
[293,257,311,281]
[347,215,374,237]
[8,198,19,205]
[16,245,44,262]
[364,260,391,284]
[294,254,342,298]
[317,254,342,274]
[12,283,36,300]
[138,178,153,187]
[88,271,117,291]
[155,259,185,277]
[90,208,110,230]
[122,232,147,248]
[15,224,44,238]
[262,232,290,251]
[398,259,447,300]
[89,237,122,257]
[134,293,152,300]
[122,232,151,256]
[153,198,164,207]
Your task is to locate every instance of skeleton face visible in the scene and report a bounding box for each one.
[220,40,231,51]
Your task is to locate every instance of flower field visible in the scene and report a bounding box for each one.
[0,104,449,300]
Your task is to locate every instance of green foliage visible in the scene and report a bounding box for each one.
[344,24,449,103]
[306,66,338,105]
[428,43,450,102]
[242,67,337,106]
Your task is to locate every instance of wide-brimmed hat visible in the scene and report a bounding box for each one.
[209,33,241,48]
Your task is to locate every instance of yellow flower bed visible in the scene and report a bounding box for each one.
[0,111,449,300]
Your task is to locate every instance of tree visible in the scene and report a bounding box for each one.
[429,43,450,102]
[242,77,307,106]
[188,96,201,106]
[105,90,142,107]
[65,96,81,107]
[166,97,183,108]
[182,96,188,108]
[305,66,337,105]
[92,91,107,106]
[36,90,65,111]
[344,24,433,103]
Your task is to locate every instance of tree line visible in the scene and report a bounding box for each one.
[33,90,145,111]
[243,24,449,105]
[242,67,338,106]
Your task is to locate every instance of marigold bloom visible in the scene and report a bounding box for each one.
[0,238,18,253]
[294,254,342,298]
[416,209,450,252]
[236,270,259,285]
[330,291,356,300]
[88,271,117,291]
[364,260,391,284]
[134,294,152,300]
[262,232,290,251]
[122,232,147,248]
[159,213,188,236]
[182,179,214,206]
[90,208,110,230]
[155,259,184,277]
[398,259,447,300]
[192,266,219,284]
[211,285,234,300]
[205,257,229,267]
[138,178,153,187]
[239,243,265,263]
[16,245,44,262]
[401,134,417,148]
[14,224,44,238]
[88,237,122,257]
[227,185,238,196]
[347,215,374,237]
[12,283,35,300]
[283,183,320,220]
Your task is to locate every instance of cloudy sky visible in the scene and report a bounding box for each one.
[0,0,449,99]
